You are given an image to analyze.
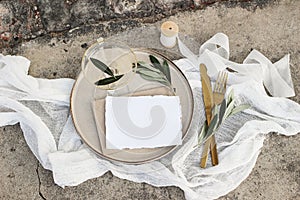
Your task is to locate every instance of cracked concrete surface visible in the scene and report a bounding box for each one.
[0,0,300,199]
[36,163,47,200]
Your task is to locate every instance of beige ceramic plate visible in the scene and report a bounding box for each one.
[70,49,194,164]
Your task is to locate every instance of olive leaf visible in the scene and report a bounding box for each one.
[224,98,235,119]
[193,121,208,148]
[149,55,165,73]
[205,114,218,139]
[196,114,218,147]
[137,62,161,74]
[162,59,171,82]
[94,75,123,86]
[198,121,208,139]
[230,104,251,115]
[90,58,114,77]
[137,68,163,78]
[211,105,218,116]
[137,56,172,87]
[139,73,170,86]
[149,55,171,83]
[218,99,227,126]
[227,89,234,106]
[136,68,171,86]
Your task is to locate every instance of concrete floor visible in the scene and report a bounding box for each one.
[0,0,299,199]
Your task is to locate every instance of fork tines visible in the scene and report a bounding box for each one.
[214,71,228,93]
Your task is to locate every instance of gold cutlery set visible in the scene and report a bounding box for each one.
[199,64,228,168]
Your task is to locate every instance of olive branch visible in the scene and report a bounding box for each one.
[195,90,251,147]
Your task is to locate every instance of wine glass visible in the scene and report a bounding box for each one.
[81,38,137,93]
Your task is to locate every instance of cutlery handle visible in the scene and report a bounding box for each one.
[200,135,218,168]
[200,137,212,168]
[210,136,219,166]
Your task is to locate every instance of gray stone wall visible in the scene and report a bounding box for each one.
[0,0,274,51]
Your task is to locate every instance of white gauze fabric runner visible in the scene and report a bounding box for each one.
[0,33,299,200]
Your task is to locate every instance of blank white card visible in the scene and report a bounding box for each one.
[105,96,182,149]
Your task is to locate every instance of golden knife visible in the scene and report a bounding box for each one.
[199,64,218,168]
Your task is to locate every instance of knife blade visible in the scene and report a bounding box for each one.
[199,64,213,125]
[199,64,215,168]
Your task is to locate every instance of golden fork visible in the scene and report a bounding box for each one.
[200,71,228,168]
